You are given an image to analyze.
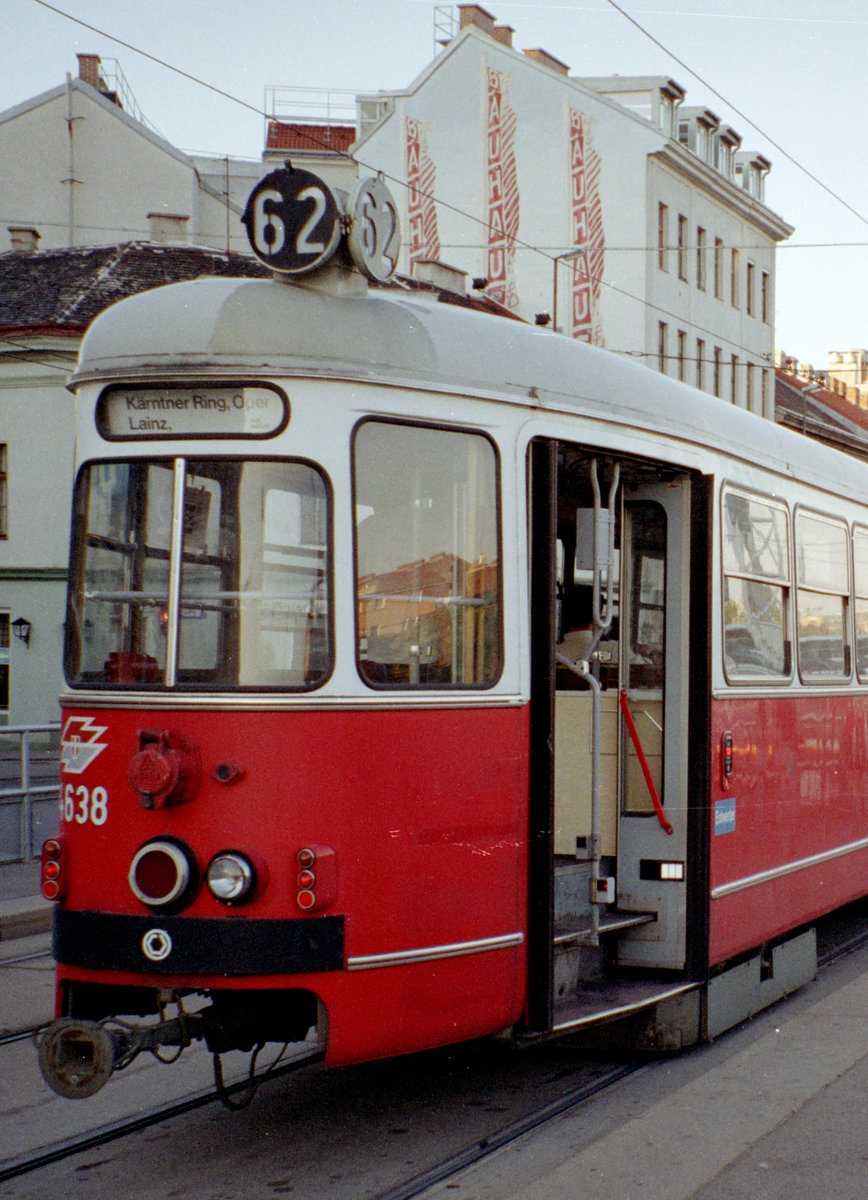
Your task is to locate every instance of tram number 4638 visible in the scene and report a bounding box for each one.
[62,783,108,827]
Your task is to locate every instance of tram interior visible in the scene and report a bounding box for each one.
[551,449,668,965]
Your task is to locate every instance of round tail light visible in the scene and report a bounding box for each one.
[129,839,198,910]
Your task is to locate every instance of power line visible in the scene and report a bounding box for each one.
[20,0,863,358]
[601,0,868,229]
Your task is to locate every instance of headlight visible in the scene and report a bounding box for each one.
[206,852,256,905]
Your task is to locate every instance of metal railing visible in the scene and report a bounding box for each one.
[0,725,61,863]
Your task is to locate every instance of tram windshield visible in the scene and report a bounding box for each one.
[65,458,331,689]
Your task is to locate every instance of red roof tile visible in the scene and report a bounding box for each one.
[266,121,356,154]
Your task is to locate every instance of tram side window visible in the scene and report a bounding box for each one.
[722,489,790,680]
[853,528,868,680]
[353,421,501,688]
[795,511,850,682]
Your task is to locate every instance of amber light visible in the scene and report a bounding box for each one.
[41,838,67,901]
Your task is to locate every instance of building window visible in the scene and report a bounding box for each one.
[761,271,770,324]
[677,214,688,281]
[677,330,687,381]
[658,321,668,373]
[761,367,769,415]
[0,445,7,539]
[0,614,8,714]
[713,347,722,397]
[731,249,740,308]
[696,227,706,291]
[658,203,669,271]
[696,338,705,390]
[714,238,724,299]
[731,354,739,404]
[746,262,755,317]
[746,363,754,409]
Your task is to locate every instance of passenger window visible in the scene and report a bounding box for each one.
[354,421,501,688]
[854,528,868,681]
[722,489,790,680]
[796,511,850,681]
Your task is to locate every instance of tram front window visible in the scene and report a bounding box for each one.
[65,458,331,689]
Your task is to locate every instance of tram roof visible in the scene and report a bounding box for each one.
[73,274,868,501]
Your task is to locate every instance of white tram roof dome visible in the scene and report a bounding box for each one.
[71,274,867,500]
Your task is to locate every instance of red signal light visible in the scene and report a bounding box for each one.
[41,837,67,901]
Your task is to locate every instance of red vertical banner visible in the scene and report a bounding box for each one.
[569,111,605,345]
[487,70,520,310]
[406,117,441,265]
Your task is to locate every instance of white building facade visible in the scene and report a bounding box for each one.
[352,4,792,417]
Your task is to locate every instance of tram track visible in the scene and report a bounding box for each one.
[369,1060,643,1200]
[3,914,866,1190]
[0,1045,324,1185]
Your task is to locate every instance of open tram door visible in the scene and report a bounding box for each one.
[526,439,710,1044]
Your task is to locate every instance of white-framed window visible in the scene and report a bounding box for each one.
[722,488,791,681]
[796,511,851,681]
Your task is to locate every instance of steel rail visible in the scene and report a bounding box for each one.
[0,1046,324,1184]
[370,1061,643,1200]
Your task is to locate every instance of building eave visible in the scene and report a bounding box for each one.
[652,144,793,241]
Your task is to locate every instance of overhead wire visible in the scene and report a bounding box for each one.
[19,0,864,357]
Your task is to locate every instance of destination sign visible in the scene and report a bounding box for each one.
[97,384,288,440]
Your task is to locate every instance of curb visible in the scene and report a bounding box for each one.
[0,897,53,941]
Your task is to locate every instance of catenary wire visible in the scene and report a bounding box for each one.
[18,0,860,358]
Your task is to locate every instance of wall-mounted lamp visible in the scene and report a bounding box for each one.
[11,617,32,647]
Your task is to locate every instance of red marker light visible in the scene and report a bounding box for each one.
[41,837,67,901]
[297,889,316,911]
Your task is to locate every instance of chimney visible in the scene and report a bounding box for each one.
[8,225,40,254]
[523,47,570,76]
[411,258,468,296]
[493,25,514,48]
[77,54,102,90]
[147,212,190,244]
[458,4,497,37]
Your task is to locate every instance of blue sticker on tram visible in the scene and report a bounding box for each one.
[714,798,736,835]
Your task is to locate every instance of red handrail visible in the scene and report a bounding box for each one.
[619,688,674,836]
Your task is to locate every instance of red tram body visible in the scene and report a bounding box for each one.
[38,238,868,1097]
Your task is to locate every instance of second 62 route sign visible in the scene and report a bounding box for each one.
[242,166,342,274]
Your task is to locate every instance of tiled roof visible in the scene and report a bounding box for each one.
[265,121,356,154]
[775,368,868,454]
[0,242,269,331]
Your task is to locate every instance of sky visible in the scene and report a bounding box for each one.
[2,0,867,368]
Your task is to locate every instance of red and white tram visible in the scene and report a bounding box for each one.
[38,172,868,1099]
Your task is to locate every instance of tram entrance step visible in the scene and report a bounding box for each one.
[554,910,655,947]
[551,978,699,1034]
